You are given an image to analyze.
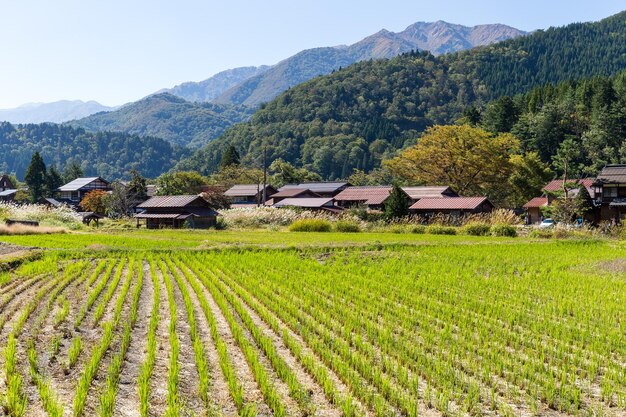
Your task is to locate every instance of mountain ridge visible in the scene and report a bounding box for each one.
[0,100,114,124]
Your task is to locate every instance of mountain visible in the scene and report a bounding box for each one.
[158,66,270,102]
[177,11,626,179]
[0,122,184,180]
[212,21,526,107]
[70,93,254,149]
[0,100,113,124]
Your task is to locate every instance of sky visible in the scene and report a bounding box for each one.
[0,0,624,108]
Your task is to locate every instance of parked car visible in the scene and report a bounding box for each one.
[539,218,555,229]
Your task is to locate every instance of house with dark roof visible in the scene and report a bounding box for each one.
[264,188,321,206]
[409,197,494,216]
[278,182,350,198]
[0,175,17,202]
[56,177,111,205]
[592,165,626,222]
[273,197,341,213]
[401,186,458,204]
[334,186,410,211]
[224,184,277,206]
[135,195,218,229]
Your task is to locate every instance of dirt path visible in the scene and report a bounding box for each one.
[113,261,152,417]
[147,263,172,417]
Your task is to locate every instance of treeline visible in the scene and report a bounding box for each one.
[0,122,186,180]
[177,11,626,179]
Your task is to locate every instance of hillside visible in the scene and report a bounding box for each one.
[0,100,114,124]
[159,66,270,102]
[70,93,254,148]
[213,21,526,107]
[0,122,184,180]
[177,11,626,179]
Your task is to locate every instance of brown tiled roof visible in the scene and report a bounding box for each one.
[543,178,595,192]
[273,197,335,208]
[595,165,626,184]
[523,197,549,209]
[224,184,276,197]
[270,188,320,198]
[402,186,457,199]
[137,195,206,208]
[334,186,393,205]
[410,197,491,210]
[279,182,349,194]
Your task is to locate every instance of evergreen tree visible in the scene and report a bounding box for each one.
[62,161,84,183]
[24,152,47,202]
[219,145,240,169]
[384,184,409,219]
[127,169,148,203]
[45,166,63,197]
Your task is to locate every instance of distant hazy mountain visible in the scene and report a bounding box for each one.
[70,93,254,149]
[159,66,270,102]
[212,21,527,107]
[0,100,113,124]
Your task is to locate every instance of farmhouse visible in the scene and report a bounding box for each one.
[224,184,277,206]
[273,197,342,213]
[401,186,458,204]
[135,195,218,229]
[591,165,626,222]
[522,178,595,224]
[334,186,410,211]
[409,197,494,216]
[0,175,17,202]
[278,182,350,198]
[264,188,321,206]
[56,177,111,205]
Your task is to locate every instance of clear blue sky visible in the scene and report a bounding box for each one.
[0,0,624,108]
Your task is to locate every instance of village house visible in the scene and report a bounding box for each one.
[409,197,494,216]
[272,197,342,213]
[134,195,218,229]
[264,188,321,206]
[56,177,111,206]
[401,186,458,204]
[224,184,277,206]
[278,182,350,198]
[334,186,410,211]
[522,178,595,224]
[591,165,626,222]
[0,175,17,202]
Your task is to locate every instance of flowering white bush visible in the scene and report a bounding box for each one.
[0,202,82,229]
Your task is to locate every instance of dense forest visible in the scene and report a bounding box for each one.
[70,93,253,148]
[177,11,626,179]
[0,123,185,180]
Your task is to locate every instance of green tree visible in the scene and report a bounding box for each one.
[507,152,553,207]
[63,161,84,183]
[384,184,409,219]
[269,159,321,187]
[156,171,207,195]
[127,169,148,203]
[219,145,241,169]
[45,165,63,197]
[24,152,47,202]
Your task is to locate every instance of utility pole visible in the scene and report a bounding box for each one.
[262,145,268,205]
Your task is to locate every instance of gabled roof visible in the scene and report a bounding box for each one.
[279,182,349,194]
[543,179,594,192]
[0,189,17,197]
[402,186,457,199]
[523,197,549,209]
[334,186,394,205]
[273,197,335,208]
[137,195,208,209]
[57,177,109,192]
[410,197,492,210]
[270,188,320,198]
[224,184,276,197]
[595,164,626,184]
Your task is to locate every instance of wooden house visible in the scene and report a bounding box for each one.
[135,195,218,229]
[264,188,321,206]
[278,182,350,198]
[334,186,410,211]
[591,165,626,222]
[409,197,494,216]
[56,177,111,205]
[224,184,277,206]
[0,175,17,202]
[273,197,342,213]
[522,178,595,224]
[401,186,458,204]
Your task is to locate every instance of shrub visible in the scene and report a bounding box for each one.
[528,229,553,239]
[426,225,457,235]
[411,225,426,234]
[335,221,361,233]
[214,217,228,230]
[461,222,491,236]
[490,224,518,237]
[289,219,332,232]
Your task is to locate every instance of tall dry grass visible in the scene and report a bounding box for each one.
[0,224,68,236]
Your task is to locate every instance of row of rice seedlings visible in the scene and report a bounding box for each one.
[157,260,181,417]
[174,256,248,413]
[177,255,311,412]
[92,258,129,326]
[84,260,109,290]
[66,337,82,370]
[138,259,160,417]
[73,259,136,417]
[163,258,211,412]
[98,258,143,417]
[182,257,286,417]
[74,260,118,329]
[27,342,63,417]
[53,297,69,328]
[193,257,363,417]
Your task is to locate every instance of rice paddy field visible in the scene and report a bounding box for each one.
[0,230,625,417]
